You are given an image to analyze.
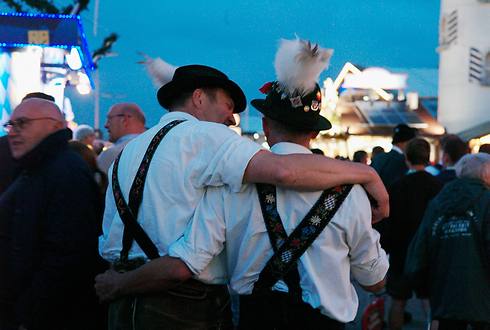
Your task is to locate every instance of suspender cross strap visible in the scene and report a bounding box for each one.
[112,120,186,261]
[253,183,353,294]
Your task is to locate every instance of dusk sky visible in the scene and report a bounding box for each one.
[2,0,441,133]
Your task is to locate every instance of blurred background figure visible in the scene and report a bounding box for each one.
[69,140,108,199]
[371,124,418,189]
[405,153,490,330]
[97,103,146,174]
[436,134,469,185]
[479,143,490,154]
[353,150,369,164]
[73,124,96,150]
[371,146,385,161]
[310,148,325,155]
[384,138,443,330]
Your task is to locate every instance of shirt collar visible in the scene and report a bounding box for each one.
[159,111,199,124]
[392,145,403,155]
[270,142,312,155]
[115,134,140,145]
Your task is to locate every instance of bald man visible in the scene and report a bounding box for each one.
[0,96,103,330]
[97,103,146,174]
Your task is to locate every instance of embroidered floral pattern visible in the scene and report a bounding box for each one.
[256,183,353,279]
[265,194,275,204]
[113,120,186,261]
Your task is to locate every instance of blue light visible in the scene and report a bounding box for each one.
[0,12,79,20]
[0,42,69,49]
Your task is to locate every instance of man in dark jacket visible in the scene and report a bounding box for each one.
[405,153,490,330]
[371,124,418,189]
[0,96,103,330]
[384,138,443,330]
[436,134,468,185]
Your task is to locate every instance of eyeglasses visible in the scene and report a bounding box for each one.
[3,117,60,133]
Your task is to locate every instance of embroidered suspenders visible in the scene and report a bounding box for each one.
[253,183,353,294]
[112,120,186,261]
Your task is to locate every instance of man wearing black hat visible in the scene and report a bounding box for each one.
[371,124,418,189]
[96,55,389,329]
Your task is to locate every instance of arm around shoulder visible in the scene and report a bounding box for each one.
[243,151,389,221]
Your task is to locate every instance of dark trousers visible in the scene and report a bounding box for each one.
[437,319,490,330]
[239,291,344,330]
[108,279,232,330]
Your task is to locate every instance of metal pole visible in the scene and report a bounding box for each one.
[94,69,100,129]
[93,0,99,36]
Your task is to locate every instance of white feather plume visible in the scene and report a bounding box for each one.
[138,53,177,88]
[274,38,333,96]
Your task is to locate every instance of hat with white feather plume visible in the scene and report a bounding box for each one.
[251,38,333,131]
[140,54,246,113]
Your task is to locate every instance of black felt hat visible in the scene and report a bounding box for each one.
[157,64,246,113]
[251,81,331,131]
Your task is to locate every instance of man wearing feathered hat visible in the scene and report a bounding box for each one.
[95,44,389,329]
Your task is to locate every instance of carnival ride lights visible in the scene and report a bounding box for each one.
[0,11,95,130]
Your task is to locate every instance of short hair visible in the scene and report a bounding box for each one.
[353,150,368,163]
[406,138,430,165]
[168,87,218,110]
[122,103,146,125]
[73,124,95,141]
[22,92,55,102]
[310,148,324,155]
[440,134,468,163]
[264,116,316,136]
[455,153,490,180]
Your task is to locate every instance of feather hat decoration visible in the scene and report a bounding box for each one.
[274,38,333,96]
[138,53,177,88]
[251,37,333,131]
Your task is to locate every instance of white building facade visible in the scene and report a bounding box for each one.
[438,0,490,141]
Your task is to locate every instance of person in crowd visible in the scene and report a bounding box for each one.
[384,138,443,330]
[96,103,146,174]
[0,136,18,195]
[0,95,103,330]
[478,143,490,154]
[371,124,418,254]
[0,93,56,195]
[310,147,324,155]
[353,150,369,164]
[95,47,389,329]
[405,153,490,330]
[436,134,468,185]
[371,146,385,161]
[371,124,418,189]
[73,124,96,149]
[69,140,108,202]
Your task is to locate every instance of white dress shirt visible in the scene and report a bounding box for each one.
[99,111,261,285]
[169,142,389,322]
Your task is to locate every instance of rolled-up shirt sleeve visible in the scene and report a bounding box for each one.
[346,185,389,286]
[169,186,226,275]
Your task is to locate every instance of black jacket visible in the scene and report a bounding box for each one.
[371,149,408,189]
[384,170,443,272]
[0,129,103,330]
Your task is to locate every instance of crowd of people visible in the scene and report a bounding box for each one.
[0,38,489,330]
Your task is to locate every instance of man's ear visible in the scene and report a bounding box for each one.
[191,89,204,108]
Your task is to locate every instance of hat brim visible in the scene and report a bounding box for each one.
[251,99,332,131]
[157,76,246,113]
